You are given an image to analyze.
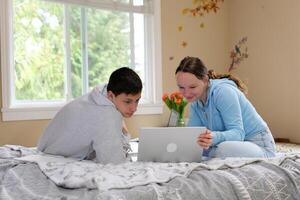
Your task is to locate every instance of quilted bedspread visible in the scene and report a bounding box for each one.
[0,145,299,200]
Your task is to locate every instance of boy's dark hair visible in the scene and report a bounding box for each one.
[107,67,142,96]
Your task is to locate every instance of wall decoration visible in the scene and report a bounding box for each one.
[181,41,188,48]
[177,0,224,49]
[228,37,249,72]
[178,26,183,32]
[182,0,224,17]
[171,0,224,61]
[169,56,174,61]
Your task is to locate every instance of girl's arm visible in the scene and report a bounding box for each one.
[211,85,245,145]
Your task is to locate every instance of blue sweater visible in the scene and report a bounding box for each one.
[188,79,268,146]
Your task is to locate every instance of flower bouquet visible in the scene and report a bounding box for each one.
[162,92,188,127]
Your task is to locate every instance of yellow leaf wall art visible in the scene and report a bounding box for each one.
[182,0,224,18]
[171,0,224,60]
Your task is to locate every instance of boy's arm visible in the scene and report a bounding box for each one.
[122,120,129,135]
[92,114,126,164]
[122,120,132,158]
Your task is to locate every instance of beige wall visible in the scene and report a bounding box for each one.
[2,0,299,146]
[228,0,300,143]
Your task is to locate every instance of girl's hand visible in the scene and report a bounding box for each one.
[197,129,213,149]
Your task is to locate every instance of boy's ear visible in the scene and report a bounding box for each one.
[107,90,114,101]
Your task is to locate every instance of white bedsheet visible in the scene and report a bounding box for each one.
[17,154,201,191]
[16,150,300,191]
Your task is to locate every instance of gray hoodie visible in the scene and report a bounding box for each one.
[37,84,127,164]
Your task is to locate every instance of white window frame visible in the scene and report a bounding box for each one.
[0,0,162,121]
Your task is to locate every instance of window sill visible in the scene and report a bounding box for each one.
[1,103,163,121]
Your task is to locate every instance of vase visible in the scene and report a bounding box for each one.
[176,116,185,127]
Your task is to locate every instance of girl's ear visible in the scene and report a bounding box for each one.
[107,90,114,101]
[204,75,209,83]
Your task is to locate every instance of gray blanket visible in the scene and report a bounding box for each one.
[0,145,299,200]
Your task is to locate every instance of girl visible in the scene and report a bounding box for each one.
[175,56,276,158]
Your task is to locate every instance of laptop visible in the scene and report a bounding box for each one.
[137,127,205,163]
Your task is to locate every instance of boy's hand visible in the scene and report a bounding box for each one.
[197,129,213,149]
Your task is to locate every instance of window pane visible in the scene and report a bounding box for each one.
[87,8,130,90]
[13,0,65,101]
[118,0,130,4]
[134,13,145,90]
[69,6,83,98]
[133,0,144,6]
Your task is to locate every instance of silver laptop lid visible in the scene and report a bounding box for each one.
[138,127,205,163]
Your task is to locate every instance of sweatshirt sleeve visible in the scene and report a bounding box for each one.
[92,111,126,164]
[211,85,245,145]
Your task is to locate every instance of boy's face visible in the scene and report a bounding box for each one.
[107,91,141,118]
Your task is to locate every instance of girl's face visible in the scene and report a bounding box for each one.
[176,72,208,103]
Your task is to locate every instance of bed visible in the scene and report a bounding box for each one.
[0,142,299,200]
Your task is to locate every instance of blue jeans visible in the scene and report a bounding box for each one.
[204,129,276,158]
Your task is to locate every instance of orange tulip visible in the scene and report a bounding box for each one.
[170,93,176,101]
[162,93,169,102]
[162,91,188,117]
[175,98,182,105]
[175,92,183,100]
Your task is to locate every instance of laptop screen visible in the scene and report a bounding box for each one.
[137,127,205,162]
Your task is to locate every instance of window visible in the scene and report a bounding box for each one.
[1,0,162,121]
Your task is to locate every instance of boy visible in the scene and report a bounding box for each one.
[37,67,142,164]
